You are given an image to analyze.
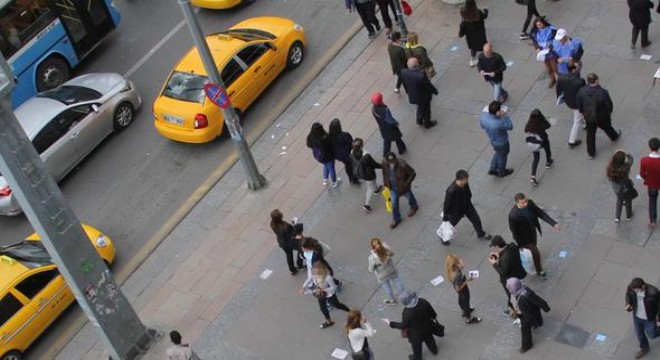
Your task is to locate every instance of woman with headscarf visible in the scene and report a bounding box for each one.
[388,292,441,360]
[606,149,635,222]
[506,278,551,353]
[459,0,489,67]
[371,91,406,157]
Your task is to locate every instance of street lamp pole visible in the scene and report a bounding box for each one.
[177,0,267,191]
[392,0,409,38]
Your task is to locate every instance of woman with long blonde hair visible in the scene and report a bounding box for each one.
[368,237,406,305]
[444,253,481,324]
[345,309,376,359]
[301,260,350,329]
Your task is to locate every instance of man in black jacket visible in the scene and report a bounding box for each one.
[628,0,654,49]
[576,73,622,159]
[401,57,438,129]
[488,235,527,315]
[508,193,560,280]
[388,32,408,93]
[442,169,492,244]
[625,278,660,359]
[389,292,440,360]
[556,63,586,148]
[477,43,509,103]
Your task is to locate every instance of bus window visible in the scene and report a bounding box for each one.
[0,0,55,59]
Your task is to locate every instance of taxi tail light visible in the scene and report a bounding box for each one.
[0,186,11,197]
[194,114,208,129]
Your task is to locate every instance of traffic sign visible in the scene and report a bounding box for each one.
[204,83,231,109]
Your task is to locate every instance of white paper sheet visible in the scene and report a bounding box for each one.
[430,275,445,286]
[469,270,480,278]
[331,348,349,359]
[641,54,652,61]
[259,269,273,280]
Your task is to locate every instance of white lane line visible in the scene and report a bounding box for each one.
[124,16,188,78]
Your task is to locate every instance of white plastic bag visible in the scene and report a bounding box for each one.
[519,247,536,275]
[436,221,456,243]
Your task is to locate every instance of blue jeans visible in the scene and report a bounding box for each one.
[649,188,658,223]
[322,161,336,182]
[490,142,510,175]
[634,315,659,350]
[390,189,418,222]
[380,275,406,301]
[488,80,508,101]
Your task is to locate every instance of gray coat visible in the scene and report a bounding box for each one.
[368,245,398,282]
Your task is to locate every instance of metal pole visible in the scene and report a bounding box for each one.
[178,0,267,191]
[0,55,155,359]
[392,0,408,38]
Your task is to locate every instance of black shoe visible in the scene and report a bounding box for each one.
[545,159,554,168]
[519,32,530,40]
[498,168,514,177]
[642,41,652,48]
[362,205,372,213]
[614,129,622,140]
[442,240,451,246]
[487,170,498,176]
[568,140,582,148]
[398,148,407,155]
[478,234,492,241]
[367,32,377,40]
[290,269,298,275]
[390,220,401,229]
[374,185,383,194]
[519,346,532,353]
[425,120,438,129]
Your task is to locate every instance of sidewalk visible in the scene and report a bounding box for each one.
[57,0,660,359]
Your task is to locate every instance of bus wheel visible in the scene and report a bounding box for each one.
[36,56,70,92]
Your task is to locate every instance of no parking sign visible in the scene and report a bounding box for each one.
[204,83,231,109]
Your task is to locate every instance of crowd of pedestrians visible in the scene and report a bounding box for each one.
[259,1,660,359]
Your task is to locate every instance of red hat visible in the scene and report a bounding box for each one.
[371,91,383,105]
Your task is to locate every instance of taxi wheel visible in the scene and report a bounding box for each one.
[113,102,135,131]
[286,41,304,69]
[1,350,23,360]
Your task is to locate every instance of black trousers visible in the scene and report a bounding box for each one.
[281,247,302,272]
[317,294,349,319]
[450,204,486,238]
[376,0,396,29]
[522,0,540,33]
[520,318,533,350]
[585,118,619,157]
[383,137,407,157]
[356,1,380,35]
[395,73,404,90]
[632,23,650,47]
[457,286,473,318]
[501,279,514,310]
[340,158,359,184]
[531,133,552,177]
[410,334,438,360]
[416,101,431,127]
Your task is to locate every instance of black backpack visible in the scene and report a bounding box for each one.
[351,152,364,180]
[582,92,600,123]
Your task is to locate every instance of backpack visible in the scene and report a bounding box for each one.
[351,152,363,180]
[312,146,324,162]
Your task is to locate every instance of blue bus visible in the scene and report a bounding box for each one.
[0,0,121,108]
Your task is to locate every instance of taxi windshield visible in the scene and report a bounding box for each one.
[162,71,208,103]
[0,241,52,268]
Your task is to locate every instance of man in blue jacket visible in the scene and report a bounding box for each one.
[480,101,514,177]
[550,28,584,76]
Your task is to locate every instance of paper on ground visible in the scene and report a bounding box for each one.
[595,333,607,341]
[469,270,480,278]
[431,275,445,286]
[259,269,273,280]
[506,61,515,67]
[450,46,459,51]
[331,348,349,359]
[381,318,390,324]
[558,250,568,258]
[655,67,660,78]
[641,54,652,61]
[536,49,549,62]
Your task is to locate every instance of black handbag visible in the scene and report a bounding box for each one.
[349,337,371,360]
[515,0,528,5]
[622,179,639,201]
[431,319,445,337]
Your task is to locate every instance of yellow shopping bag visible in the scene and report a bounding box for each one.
[382,187,393,213]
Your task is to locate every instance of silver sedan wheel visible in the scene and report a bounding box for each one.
[113,102,134,131]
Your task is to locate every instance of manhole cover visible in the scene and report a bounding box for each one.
[555,324,590,348]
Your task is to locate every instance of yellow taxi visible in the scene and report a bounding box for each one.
[153,17,306,143]
[0,225,115,360]
[192,0,243,10]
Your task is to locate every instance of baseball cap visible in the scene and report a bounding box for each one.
[489,235,506,248]
[554,28,567,40]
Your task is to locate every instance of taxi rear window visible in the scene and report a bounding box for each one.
[162,71,208,103]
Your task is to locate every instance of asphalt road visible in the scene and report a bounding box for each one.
[0,0,357,357]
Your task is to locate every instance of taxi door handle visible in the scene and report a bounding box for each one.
[253,66,261,73]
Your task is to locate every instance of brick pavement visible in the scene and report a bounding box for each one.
[57,0,660,359]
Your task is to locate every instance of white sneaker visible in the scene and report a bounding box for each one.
[331,178,341,188]
[469,59,478,67]
[323,179,329,186]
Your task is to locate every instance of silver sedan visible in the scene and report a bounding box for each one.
[0,73,141,216]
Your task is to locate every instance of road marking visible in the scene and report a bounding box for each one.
[42,17,363,360]
[124,19,187,78]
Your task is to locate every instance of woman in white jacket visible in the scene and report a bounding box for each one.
[368,237,406,305]
[345,310,376,360]
[302,260,350,329]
